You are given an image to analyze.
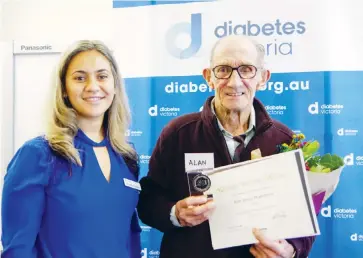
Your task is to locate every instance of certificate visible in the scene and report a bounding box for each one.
[204,149,320,250]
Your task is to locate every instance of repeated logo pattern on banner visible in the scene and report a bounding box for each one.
[112,1,363,257]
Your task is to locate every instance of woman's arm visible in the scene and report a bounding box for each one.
[1,138,50,258]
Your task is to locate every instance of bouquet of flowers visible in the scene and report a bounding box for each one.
[277,133,345,207]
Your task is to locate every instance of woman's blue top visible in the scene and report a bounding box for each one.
[1,129,141,258]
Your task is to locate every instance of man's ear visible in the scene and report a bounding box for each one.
[257,69,271,91]
[203,68,215,90]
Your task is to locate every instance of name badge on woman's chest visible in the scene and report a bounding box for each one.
[123,178,141,191]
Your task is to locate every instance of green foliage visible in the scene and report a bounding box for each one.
[320,154,344,170]
[309,164,331,173]
[277,133,344,173]
[302,141,320,159]
[306,156,321,168]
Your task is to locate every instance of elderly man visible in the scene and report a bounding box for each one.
[137,35,316,258]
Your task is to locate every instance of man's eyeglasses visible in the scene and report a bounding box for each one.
[212,65,258,79]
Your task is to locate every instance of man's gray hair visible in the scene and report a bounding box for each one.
[209,35,266,68]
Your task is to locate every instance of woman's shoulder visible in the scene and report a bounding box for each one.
[5,136,58,184]
[19,135,52,153]
[12,135,55,165]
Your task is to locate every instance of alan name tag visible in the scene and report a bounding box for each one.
[184,153,214,173]
[185,153,214,195]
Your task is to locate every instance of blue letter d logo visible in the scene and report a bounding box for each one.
[165,13,202,59]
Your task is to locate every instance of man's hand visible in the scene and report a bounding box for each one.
[250,228,295,258]
[175,195,215,227]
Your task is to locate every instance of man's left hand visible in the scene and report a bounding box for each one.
[249,228,295,258]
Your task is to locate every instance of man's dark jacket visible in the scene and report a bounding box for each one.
[137,96,316,258]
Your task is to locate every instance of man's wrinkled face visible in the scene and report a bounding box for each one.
[204,39,269,113]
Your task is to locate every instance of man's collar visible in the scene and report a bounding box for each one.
[210,98,256,136]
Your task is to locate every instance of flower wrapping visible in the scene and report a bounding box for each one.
[277,133,345,204]
[307,166,344,203]
[312,191,326,214]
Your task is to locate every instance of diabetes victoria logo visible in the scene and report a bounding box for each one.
[320,205,358,219]
[165,13,202,59]
[141,248,160,258]
[337,128,358,136]
[164,13,307,59]
[125,129,143,137]
[139,154,151,164]
[148,105,180,117]
[350,233,363,242]
[308,102,344,115]
[343,153,363,166]
[264,105,286,115]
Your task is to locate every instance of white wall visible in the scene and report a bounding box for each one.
[1,41,13,173]
[0,2,5,173]
[0,0,7,240]
[323,1,363,69]
[0,2,3,38]
[0,39,10,252]
[0,43,3,179]
[0,0,117,163]
[0,41,3,180]
[0,3,4,244]
[1,38,15,248]
[13,53,60,151]
[1,0,114,40]
[0,42,3,251]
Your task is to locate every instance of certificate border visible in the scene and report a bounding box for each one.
[295,151,318,234]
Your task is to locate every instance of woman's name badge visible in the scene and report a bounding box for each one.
[123,178,141,191]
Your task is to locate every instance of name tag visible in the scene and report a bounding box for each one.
[123,178,141,191]
[185,153,214,173]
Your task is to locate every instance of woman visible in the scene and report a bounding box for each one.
[1,40,141,258]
